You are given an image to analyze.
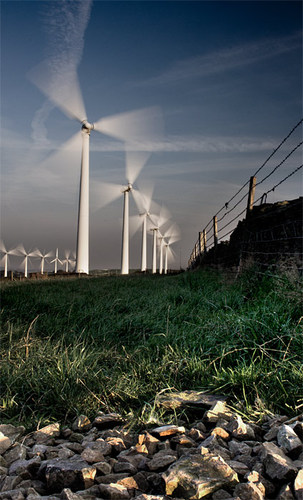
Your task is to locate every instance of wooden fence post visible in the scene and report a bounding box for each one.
[199,231,203,254]
[246,176,256,217]
[213,216,218,249]
[203,229,207,253]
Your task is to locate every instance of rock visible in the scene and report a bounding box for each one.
[98,483,130,499]
[113,461,137,474]
[211,489,233,499]
[203,401,233,424]
[292,421,303,441]
[150,425,186,439]
[225,460,249,477]
[0,426,25,445]
[3,444,27,466]
[94,460,112,475]
[262,442,298,480]
[136,433,160,455]
[276,483,295,499]
[0,433,12,456]
[227,416,255,440]
[41,458,96,492]
[211,428,230,441]
[118,471,150,492]
[96,473,130,485]
[233,482,265,499]
[162,453,238,499]
[34,424,60,444]
[1,475,22,492]
[106,437,127,455]
[294,469,303,500]
[61,488,84,500]
[71,417,91,434]
[277,424,303,457]
[155,391,227,410]
[8,457,41,477]
[147,450,177,472]
[228,440,252,458]
[93,413,124,430]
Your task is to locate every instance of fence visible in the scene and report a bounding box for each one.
[188,119,303,270]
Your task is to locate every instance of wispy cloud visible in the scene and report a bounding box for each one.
[135,32,301,87]
[30,0,93,143]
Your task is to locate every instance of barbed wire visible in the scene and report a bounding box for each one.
[255,164,303,205]
[255,142,303,187]
[253,119,303,177]
[189,121,303,263]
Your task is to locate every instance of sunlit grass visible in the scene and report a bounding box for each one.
[0,267,302,429]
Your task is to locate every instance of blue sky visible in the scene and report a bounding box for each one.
[1,0,302,271]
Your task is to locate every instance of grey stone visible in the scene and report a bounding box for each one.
[162,453,238,499]
[276,483,295,499]
[0,434,12,456]
[93,413,124,430]
[41,458,96,493]
[228,440,251,458]
[0,426,25,445]
[60,488,83,500]
[227,416,255,440]
[94,461,112,475]
[155,390,227,410]
[233,482,265,499]
[294,469,303,500]
[3,445,27,467]
[8,457,41,477]
[98,483,130,499]
[34,424,60,444]
[71,417,91,434]
[150,425,186,439]
[277,424,303,457]
[262,442,298,480]
[203,401,233,424]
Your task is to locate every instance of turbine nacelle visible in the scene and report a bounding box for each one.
[122,183,132,193]
[81,120,94,133]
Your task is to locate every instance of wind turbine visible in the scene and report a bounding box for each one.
[0,242,18,278]
[63,250,76,272]
[34,249,53,274]
[50,248,62,274]
[17,245,37,278]
[29,61,162,275]
[94,151,151,275]
[163,224,181,274]
[149,206,171,274]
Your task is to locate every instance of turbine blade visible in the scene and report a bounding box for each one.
[136,181,154,212]
[91,181,122,211]
[93,106,163,145]
[0,240,7,254]
[28,60,87,123]
[126,151,151,185]
[131,188,143,213]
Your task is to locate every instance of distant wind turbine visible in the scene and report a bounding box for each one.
[29,61,162,275]
[0,242,18,277]
[63,250,76,272]
[94,151,151,275]
[149,206,171,274]
[163,223,181,274]
[50,248,62,274]
[34,249,53,274]
[17,245,36,278]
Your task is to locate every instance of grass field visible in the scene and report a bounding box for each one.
[0,267,302,430]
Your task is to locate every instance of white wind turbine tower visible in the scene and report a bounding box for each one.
[163,223,181,274]
[94,151,151,275]
[149,206,171,274]
[63,251,76,272]
[0,242,18,277]
[29,61,161,275]
[50,248,62,274]
[17,245,37,278]
[34,249,53,274]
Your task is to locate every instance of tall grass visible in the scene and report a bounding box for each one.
[0,267,302,429]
